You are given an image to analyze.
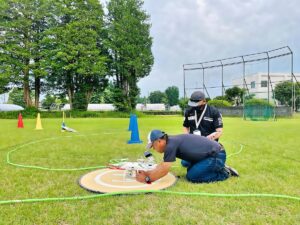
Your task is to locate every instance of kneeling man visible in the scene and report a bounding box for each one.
[136,130,238,184]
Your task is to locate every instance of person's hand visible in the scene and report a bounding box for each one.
[136,170,147,183]
[206,133,216,140]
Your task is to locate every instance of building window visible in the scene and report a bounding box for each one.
[251,81,255,89]
[261,80,268,87]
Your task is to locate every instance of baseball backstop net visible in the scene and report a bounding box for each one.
[183,46,296,120]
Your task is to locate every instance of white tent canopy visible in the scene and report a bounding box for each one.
[61,104,116,111]
[0,104,24,111]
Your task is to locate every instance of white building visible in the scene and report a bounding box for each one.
[232,72,300,100]
[136,103,166,111]
[169,105,181,112]
[58,103,173,111]
[87,104,115,111]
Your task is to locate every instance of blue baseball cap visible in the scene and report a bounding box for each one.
[146,130,165,149]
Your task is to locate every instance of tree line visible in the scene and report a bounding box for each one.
[212,82,300,108]
[179,83,300,111]
[137,82,300,109]
[138,86,180,106]
[0,0,153,111]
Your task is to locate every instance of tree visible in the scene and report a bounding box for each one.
[136,96,147,104]
[90,82,115,104]
[148,91,166,103]
[274,81,300,108]
[42,0,108,110]
[41,93,56,109]
[225,86,245,105]
[178,97,188,113]
[0,77,10,94]
[7,88,26,108]
[106,0,154,111]
[0,0,50,108]
[165,86,179,106]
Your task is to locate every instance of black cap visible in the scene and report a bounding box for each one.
[188,91,205,107]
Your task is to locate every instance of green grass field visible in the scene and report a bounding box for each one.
[0,116,299,224]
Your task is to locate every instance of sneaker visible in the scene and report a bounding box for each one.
[225,165,239,177]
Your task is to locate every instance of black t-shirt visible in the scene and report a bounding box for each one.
[163,134,222,163]
[183,104,223,137]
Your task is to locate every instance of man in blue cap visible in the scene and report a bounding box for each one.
[136,130,238,184]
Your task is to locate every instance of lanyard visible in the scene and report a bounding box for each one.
[194,104,207,128]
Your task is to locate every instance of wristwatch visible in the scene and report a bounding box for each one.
[145,176,151,184]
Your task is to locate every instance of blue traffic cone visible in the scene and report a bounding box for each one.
[127,114,142,144]
[128,113,133,131]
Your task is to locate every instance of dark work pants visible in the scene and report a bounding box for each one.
[181,151,229,183]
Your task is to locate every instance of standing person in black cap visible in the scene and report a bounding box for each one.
[182,91,224,168]
[183,91,223,141]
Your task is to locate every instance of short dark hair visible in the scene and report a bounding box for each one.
[160,134,168,143]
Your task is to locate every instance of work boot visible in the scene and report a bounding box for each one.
[225,165,239,177]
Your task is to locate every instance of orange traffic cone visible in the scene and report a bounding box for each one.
[17,113,24,128]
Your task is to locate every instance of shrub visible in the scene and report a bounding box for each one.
[0,109,148,119]
[73,92,88,110]
[178,98,189,113]
[208,99,232,107]
[244,98,274,107]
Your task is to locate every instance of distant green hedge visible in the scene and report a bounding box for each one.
[244,98,274,107]
[0,108,147,119]
[142,111,180,115]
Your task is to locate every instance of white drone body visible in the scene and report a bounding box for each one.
[109,161,157,178]
[61,125,77,132]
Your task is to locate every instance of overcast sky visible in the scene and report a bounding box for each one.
[135,0,300,97]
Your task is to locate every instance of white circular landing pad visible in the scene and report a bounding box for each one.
[79,169,177,193]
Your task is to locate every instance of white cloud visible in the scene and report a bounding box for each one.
[138,0,300,97]
[100,0,300,97]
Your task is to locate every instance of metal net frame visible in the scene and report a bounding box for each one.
[183,46,296,118]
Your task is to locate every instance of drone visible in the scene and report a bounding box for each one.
[61,122,77,132]
[108,151,157,179]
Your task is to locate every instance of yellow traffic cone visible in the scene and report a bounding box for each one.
[35,113,43,130]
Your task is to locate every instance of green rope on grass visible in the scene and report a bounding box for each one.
[4,134,299,206]
[0,190,299,205]
[6,133,111,171]
[227,144,244,158]
[6,135,245,171]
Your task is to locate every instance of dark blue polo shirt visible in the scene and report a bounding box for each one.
[163,134,223,163]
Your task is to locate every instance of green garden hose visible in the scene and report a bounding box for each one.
[6,133,110,171]
[0,190,299,205]
[2,134,299,205]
